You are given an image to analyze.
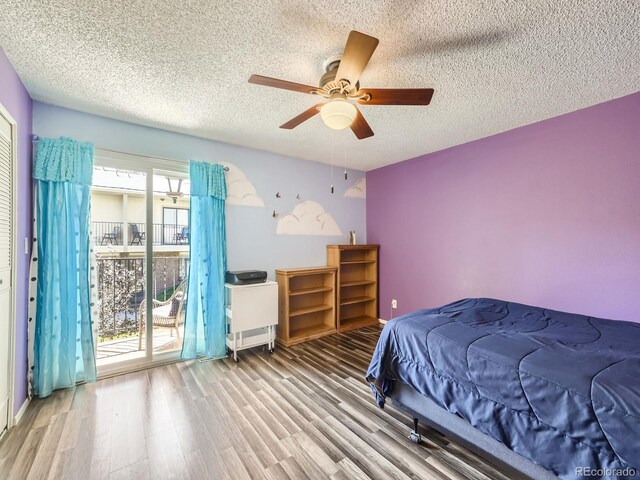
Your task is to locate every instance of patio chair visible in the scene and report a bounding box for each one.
[175,226,190,244]
[138,282,187,350]
[130,223,146,245]
[101,226,120,245]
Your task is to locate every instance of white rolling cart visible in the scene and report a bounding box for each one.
[225,281,278,362]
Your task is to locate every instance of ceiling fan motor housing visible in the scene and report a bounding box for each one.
[320,55,359,90]
[320,68,337,88]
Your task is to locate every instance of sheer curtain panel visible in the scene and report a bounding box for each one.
[181,160,227,360]
[31,137,96,398]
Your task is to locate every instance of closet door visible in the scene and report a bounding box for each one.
[0,113,13,435]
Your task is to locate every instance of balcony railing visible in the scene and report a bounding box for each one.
[92,221,190,246]
[96,255,190,339]
[157,223,190,245]
[93,221,123,245]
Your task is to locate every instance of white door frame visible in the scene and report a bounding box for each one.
[93,149,188,378]
[0,101,19,433]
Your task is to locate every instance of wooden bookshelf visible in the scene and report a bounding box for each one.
[275,266,337,346]
[327,245,379,332]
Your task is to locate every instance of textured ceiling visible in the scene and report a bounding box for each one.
[0,1,638,171]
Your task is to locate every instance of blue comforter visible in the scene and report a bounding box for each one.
[366,298,640,479]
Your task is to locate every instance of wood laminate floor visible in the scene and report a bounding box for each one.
[0,326,512,480]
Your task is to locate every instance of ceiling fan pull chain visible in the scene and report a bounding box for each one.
[344,134,348,180]
[330,129,335,194]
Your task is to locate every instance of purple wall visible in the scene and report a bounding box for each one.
[0,49,32,415]
[367,92,640,323]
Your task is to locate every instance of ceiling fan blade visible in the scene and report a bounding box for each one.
[335,31,379,87]
[357,88,434,105]
[350,107,374,140]
[280,104,324,129]
[248,74,318,94]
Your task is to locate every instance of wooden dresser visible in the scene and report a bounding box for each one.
[327,245,379,332]
[275,266,337,346]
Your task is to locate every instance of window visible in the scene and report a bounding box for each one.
[162,207,189,245]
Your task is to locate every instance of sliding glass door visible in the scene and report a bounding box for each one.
[91,166,148,369]
[91,153,189,376]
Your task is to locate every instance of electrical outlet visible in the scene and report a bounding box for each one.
[391,299,398,309]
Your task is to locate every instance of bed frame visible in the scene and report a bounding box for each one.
[388,382,558,480]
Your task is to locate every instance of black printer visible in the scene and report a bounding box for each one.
[225,270,268,285]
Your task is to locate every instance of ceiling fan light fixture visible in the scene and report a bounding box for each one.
[320,98,357,130]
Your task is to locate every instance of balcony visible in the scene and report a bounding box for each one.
[95,254,190,365]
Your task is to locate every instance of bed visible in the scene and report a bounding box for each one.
[366,298,640,480]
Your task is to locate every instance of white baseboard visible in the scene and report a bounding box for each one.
[13,397,30,426]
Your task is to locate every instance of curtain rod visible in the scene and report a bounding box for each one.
[30,134,229,171]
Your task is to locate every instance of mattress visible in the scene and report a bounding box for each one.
[366,298,640,480]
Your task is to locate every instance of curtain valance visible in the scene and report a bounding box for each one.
[189,160,226,199]
[33,136,94,185]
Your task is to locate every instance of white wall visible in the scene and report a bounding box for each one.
[91,194,123,223]
[91,193,190,225]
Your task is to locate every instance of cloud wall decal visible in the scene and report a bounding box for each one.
[221,162,264,207]
[276,200,342,236]
[345,178,366,198]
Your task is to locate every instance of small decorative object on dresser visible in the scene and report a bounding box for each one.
[327,244,379,332]
[225,281,278,361]
[275,267,337,346]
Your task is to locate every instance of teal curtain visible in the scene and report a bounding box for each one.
[181,160,227,359]
[33,137,96,398]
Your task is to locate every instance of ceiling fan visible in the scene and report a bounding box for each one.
[248,31,435,140]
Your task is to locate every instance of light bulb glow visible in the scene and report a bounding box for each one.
[320,99,357,130]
